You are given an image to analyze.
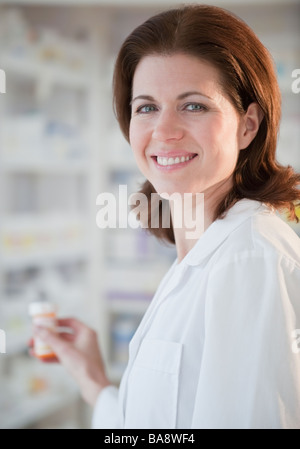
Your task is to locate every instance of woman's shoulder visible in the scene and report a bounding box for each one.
[252,209,300,262]
[186,199,300,268]
[223,203,300,267]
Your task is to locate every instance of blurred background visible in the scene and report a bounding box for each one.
[0,0,299,429]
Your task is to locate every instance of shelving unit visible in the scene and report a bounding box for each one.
[0,6,103,428]
[0,0,299,429]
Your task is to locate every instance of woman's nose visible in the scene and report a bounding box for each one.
[152,110,184,142]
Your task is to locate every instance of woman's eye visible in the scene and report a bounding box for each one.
[136,104,157,114]
[184,103,206,112]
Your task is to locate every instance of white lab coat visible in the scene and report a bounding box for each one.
[92,199,300,429]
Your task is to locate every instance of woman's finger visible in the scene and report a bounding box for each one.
[56,317,86,332]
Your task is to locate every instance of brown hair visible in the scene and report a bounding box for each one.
[113,4,300,244]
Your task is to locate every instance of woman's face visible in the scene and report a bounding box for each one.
[129,53,247,198]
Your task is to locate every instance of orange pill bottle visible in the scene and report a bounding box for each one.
[29,301,57,360]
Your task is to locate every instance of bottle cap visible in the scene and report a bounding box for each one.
[28,301,57,316]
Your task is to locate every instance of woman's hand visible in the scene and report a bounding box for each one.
[30,318,111,406]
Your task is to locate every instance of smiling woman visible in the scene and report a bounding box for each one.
[113,5,300,244]
[32,4,300,430]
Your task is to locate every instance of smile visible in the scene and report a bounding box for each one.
[157,155,195,166]
[152,153,197,169]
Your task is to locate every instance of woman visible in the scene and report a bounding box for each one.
[34,5,300,428]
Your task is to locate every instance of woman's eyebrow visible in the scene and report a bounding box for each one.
[131,91,213,104]
[130,95,155,105]
[177,91,213,101]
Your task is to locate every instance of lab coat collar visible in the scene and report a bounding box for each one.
[183,199,272,267]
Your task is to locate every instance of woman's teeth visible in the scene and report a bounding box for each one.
[156,155,194,166]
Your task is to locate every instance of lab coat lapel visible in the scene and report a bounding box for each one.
[128,261,188,359]
[185,199,269,266]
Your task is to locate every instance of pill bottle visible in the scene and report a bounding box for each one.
[29,301,58,359]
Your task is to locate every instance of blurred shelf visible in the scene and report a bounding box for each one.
[0,54,89,90]
[107,158,139,172]
[107,298,151,315]
[1,215,89,269]
[1,213,88,228]
[0,4,100,431]
[0,384,79,429]
[1,247,89,270]
[0,159,90,174]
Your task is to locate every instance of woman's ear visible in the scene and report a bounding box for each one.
[238,102,264,150]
